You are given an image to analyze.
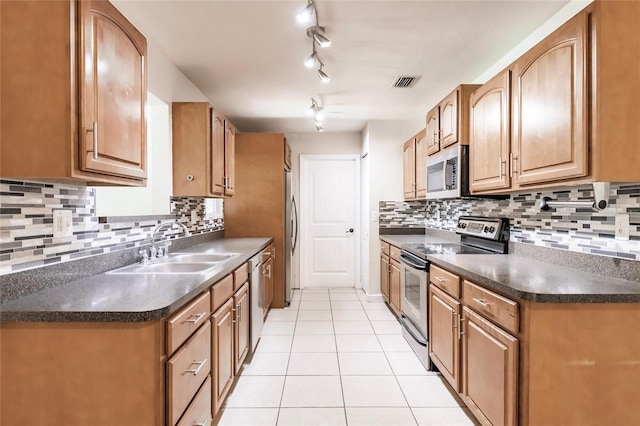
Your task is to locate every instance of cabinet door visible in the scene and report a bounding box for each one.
[380,255,390,303]
[462,307,518,426]
[426,106,440,155]
[439,90,459,148]
[263,258,273,316]
[428,286,461,392]
[212,298,234,416]
[403,139,416,199]
[415,131,427,198]
[211,111,226,196]
[512,12,588,186]
[79,0,147,180]
[234,283,250,374]
[224,120,236,196]
[389,260,401,316]
[469,70,511,193]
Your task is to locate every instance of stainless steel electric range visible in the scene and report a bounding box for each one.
[398,216,510,370]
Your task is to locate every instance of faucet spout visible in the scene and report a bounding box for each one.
[151,220,190,242]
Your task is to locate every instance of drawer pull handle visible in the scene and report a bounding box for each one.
[433,276,445,283]
[237,302,242,321]
[472,298,491,308]
[185,359,207,376]
[232,307,237,323]
[186,312,206,324]
[194,420,210,426]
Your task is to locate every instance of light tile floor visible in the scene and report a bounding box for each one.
[217,288,478,426]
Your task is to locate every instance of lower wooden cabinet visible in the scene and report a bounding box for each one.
[380,254,390,303]
[388,259,401,315]
[212,298,235,416]
[177,376,212,426]
[462,306,518,426]
[263,255,274,317]
[429,285,461,392]
[234,282,250,375]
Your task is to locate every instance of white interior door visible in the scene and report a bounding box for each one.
[300,155,360,288]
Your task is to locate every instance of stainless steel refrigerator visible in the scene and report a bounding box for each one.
[284,170,298,305]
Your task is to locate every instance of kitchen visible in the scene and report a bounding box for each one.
[1,0,639,425]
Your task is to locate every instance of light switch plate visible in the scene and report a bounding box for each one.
[615,214,630,241]
[191,210,198,225]
[53,210,73,238]
[372,211,379,222]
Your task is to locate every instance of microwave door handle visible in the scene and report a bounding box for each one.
[443,159,449,190]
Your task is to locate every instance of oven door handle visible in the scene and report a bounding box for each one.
[400,253,427,270]
[400,314,428,346]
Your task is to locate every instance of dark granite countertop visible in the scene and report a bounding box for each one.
[0,238,271,322]
[380,233,640,303]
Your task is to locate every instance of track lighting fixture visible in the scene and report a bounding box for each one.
[304,50,319,68]
[307,98,325,131]
[296,0,315,23]
[317,65,330,83]
[307,26,331,48]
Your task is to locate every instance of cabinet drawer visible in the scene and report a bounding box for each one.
[167,320,211,426]
[233,262,249,291]
[463,280,518,334]
[380,241,390,256]
[167,291,211,354]
[430,265,460,299]
[389,245,401,262]
[176,375,212,426]
[212,274,234,313]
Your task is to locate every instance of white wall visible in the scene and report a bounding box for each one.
[361,120,424,296]
[473,0,592,83]
[95,42,210,216]
[286,132,362,289]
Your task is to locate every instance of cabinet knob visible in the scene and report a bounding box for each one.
[186,175,194,181]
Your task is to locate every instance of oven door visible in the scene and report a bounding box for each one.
[399,252,428,339]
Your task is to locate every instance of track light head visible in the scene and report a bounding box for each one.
[296,1,315,23]
[307,26,331,48]
[314,109,325,122]
[307,98,319,115]
[304,51,318,68]
[318,67,330,83]
[315,123,324,132]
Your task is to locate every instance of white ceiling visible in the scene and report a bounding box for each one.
[112,0,569,133]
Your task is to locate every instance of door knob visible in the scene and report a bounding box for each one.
[346,228,354,233]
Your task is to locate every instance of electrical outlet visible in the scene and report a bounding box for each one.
[53,210,73,238]
[372,211,379,222]
[615,214,630,240]
[191,210,198,225]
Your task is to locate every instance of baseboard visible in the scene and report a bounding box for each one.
[358,288,384,303]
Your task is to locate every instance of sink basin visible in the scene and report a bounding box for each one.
[166,253,238,263]
[109,262,219,275]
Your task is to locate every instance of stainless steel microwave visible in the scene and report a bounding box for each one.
[425,145,469,199]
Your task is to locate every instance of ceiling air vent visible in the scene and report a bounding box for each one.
[391,75,420,88]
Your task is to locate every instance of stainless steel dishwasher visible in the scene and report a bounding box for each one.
[248,252,264,356]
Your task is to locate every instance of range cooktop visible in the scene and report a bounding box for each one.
[401,216,510,260]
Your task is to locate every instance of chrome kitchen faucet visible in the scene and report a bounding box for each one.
[139,220,190,263]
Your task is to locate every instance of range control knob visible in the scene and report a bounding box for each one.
[461,223,467,229]
[489,226,496,233]
[483,226,490,233]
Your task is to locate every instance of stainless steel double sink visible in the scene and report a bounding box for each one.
[108,252,239,275]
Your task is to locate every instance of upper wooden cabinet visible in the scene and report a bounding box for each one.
[223,119,236,196]
[469,70,511,193]
[512,12,588,186]
[403,129,427,200]
[470,1,640,194]
[1,0,147,186]
[426,85,481,156]
[403,139,416,199]
[172,103,236,197]
[425,106,440,155]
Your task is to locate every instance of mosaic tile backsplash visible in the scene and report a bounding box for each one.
[0,180,224,274]
[380,183,640,261]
